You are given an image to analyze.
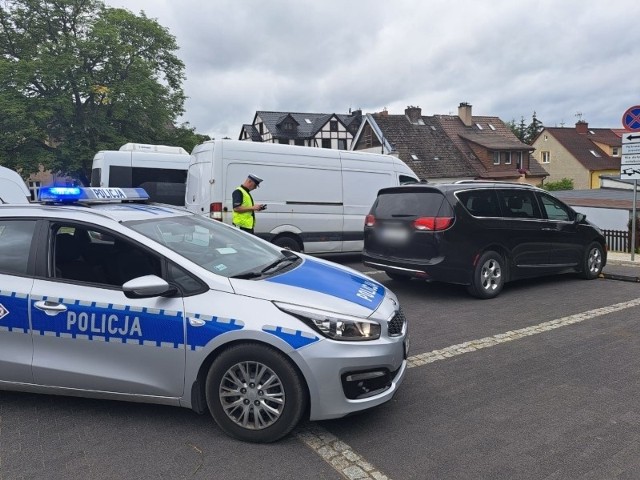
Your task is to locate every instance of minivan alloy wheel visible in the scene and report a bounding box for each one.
[582,242,604,279]
[468,251,505,299]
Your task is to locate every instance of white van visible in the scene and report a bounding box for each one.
[0,166,31,204]
[90,143,190,206]
[185,139,419,254]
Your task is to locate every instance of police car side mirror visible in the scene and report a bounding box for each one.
[122,275,177,299]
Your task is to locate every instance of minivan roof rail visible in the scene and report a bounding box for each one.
[453,180,536,188]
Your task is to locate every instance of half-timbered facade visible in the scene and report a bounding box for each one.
[239,110,362,150]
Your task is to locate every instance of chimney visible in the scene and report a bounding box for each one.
[405,106,422,124]
[375,107,388,118]
[575,120,589,134]
[458,102,473,126]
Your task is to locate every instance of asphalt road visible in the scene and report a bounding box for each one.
[2,258,640,479]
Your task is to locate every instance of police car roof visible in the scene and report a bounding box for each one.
[0,201,190,223]
[0,186,191,223]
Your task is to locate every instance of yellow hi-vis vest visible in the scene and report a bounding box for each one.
[232,186,255,229]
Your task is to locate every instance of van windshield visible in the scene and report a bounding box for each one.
[124,214,294,278]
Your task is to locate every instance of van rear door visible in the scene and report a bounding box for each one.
[185,161,213,216]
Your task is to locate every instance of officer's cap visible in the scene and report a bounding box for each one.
[248,174,263,186]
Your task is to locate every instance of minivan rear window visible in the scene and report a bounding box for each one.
[374,191,452,218]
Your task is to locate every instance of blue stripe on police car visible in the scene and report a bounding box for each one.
[265,258,385,310]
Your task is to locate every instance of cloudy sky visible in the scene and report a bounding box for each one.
[105,0,640,140]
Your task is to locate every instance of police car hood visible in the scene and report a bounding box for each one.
[228,255,385,318]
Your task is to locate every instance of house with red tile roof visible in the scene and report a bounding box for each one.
[351,103,548,184]
[530,121,621,189]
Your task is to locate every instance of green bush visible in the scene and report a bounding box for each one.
[542,178,574,191]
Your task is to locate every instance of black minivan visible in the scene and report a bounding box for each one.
[362,181,607,299]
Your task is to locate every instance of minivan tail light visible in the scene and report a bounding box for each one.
[365,214,376,227]
[209,202,223,221]
[413,217,453,231]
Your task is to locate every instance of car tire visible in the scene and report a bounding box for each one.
[581,242,604,279]
[272,235,302,252]
[205,343,306,443]
[386,271,411,282]
[467,251,505,299]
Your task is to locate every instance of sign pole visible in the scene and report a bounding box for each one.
[633,180,638,261]
[620,105,640,260]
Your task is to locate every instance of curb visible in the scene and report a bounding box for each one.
[601,272,640,282]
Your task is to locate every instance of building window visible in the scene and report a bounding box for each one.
[589,149,601,157]
[294,139,305,146]
[283,122,293,131]
[337,139,347,150]
[321,139,331,149]
[503,152,512,165]
[330,120,338,132]
[258,123,263,134]
[612,147,620,156]
[516,152,523,169]
[493,152,500,165]
[542,151,550,163]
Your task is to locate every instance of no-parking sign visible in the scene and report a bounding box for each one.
[622,105,640,132]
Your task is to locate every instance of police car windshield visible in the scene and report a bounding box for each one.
[124,215,283,278]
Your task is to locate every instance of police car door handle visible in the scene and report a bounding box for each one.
[34,300,68,316]
[188,317,206,327]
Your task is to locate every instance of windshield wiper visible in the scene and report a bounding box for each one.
[260,256,298,274]
[231,254,299,280]
[230,270,263,280]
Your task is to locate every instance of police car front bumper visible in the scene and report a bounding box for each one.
[294,334,408,421]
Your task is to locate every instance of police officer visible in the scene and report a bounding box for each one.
[232,174,265,234]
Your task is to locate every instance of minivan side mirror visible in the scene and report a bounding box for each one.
[575,212,586,224]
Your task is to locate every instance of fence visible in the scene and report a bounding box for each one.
[603,229,632,252]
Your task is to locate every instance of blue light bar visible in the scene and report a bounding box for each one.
[39,187,149,203]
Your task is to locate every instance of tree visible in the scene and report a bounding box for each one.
[507,116,528,142]
[160,122,211,155]
[524,111,544,144]
[0,0,187,181]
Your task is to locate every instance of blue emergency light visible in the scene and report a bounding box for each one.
[39,187,149,203]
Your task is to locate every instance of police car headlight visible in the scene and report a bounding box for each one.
[274,302,381,341]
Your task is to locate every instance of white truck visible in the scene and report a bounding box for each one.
[90,143,190,206]
[0,166,31,204]
[185,139,419,254]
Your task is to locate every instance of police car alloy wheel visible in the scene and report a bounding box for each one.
[205,343,307,443]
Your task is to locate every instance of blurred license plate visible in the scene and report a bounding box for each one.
[379,227,409,243]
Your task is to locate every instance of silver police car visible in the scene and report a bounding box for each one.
[0,187,408,442]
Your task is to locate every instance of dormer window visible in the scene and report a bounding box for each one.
[283,122,294,131]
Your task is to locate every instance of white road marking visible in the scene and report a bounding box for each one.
[407,297,640,368]
[361,270,383,276]
[297,297,640,480]
[295,423,390,480]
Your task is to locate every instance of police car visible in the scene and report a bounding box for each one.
[0,187,408,442]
